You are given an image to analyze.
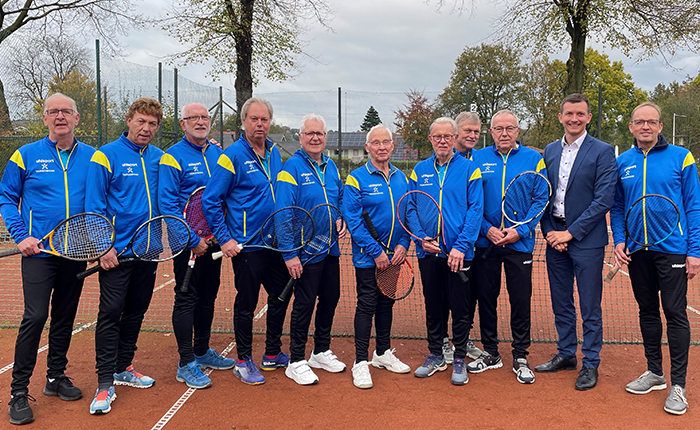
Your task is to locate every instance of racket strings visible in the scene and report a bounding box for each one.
[503,173,551,225]
[398,192,441,240]
[377,262,413,300]
[304,205,342,256]
[267,207,316,251]
[132,217,191,261]
[626,195,679,247]
[51,214,114,260]
[184,191,211,238]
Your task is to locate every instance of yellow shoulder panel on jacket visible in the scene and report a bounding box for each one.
[159,153,182,171]
[217,154,235,174]
[683,152,696,171]
[409,170,417,182]
[469,168,482,181]
[346,174,360,190]
[536,158,546,173]
[9,150,25,170]
[90,151,112,174]
[277,170,298,186]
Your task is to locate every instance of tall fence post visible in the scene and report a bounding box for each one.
[597,84,602,140]
[95,40,102,148]
[173,68,179,147]
[158,63,163,147]
[337,87,342,173]
[219,86,224,145]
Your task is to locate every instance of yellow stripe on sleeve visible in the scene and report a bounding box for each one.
[469,168,482,181]
[536,158,546,173]
[346,174,360,190]
[90,151,112,174]
[159,153,182,171]
[277,170,298,186]
[682,153,696,170]
[9,150,25,170]
[217,154,235,174]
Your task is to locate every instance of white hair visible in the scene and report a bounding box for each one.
[490,109,519,127]
[365,124,393,144]
[429,117,457,134]
[299,113,327,134]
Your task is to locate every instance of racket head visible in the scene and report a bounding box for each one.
[625,194,680,248]
[502,171,552,226]
[259,206,315,252]
[301,203,345,258]
[377,259,415,300]
[397,190,443,244]
[184,186,212,239]
[130,215,192,262]
[48,212,115,261]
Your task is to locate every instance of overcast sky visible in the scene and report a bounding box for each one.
[110,0,700,128]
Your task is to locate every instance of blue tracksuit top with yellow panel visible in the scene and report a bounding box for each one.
[408,152,483,260]
[472,142,547,253]
[275,149,343,264]
[158,137,223,248]
[202,133,282,249]
[85,132,163,257]
[0,137,95,256]
[343,161,411,268]
[611,134,700,257]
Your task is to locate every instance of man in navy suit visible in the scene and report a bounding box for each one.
[534,93,617,391]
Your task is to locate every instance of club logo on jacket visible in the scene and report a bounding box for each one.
[621,165,636,180]
[244,160,259,174]
[480,163,497,174]
[188,162,204,176]
[368,183,384,196]
[301,172,315,185]
[122,163,139,177]
[420,173,434,187]
[35,159,55,173]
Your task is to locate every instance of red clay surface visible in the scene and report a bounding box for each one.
[0,330,699,429]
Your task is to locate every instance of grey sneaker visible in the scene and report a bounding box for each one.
[513,358,535,384]
[467,352,503,373]
[442,337,454,365]
[465,340,483,361]
[414,354,447,378]
[664,385,688,415]
[626,370,667,395]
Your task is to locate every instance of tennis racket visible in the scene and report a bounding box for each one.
[361,210,414,300]
[396,190,468,282]
[277,203,344,302]
[483,170,552,259]
[604,194,680,282]
[76,215,192,280]
[211,206,314,260]
[0,212,114,261]
[181,186,214,293]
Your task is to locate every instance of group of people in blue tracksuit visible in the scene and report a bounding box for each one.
[2,92,699,426]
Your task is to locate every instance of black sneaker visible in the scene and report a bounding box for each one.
[43,375,83,401]
[8,392,35,425]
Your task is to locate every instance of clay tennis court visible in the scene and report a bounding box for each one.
[1,235,700,428]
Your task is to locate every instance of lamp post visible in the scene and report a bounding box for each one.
[673,113,687,146]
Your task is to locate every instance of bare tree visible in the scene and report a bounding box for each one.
[162,0,333,131]
[0,0,141,132]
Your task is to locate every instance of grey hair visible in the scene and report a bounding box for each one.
[631,102,662,122]
[299,113,327,134]
[180,102,208,119]
[44,93,78,113]
[365,124,393,144]
[455,111,480,127]
[429,117,457,134]
[240,97,274,121]
[490,109,519,127]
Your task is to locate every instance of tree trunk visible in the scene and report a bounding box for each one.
[233,0,255,136]
[0,78,13,135]
[564,2,589,95]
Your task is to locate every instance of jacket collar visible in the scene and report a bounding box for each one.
[633,134,669,152]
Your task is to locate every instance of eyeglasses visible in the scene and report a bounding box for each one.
[183,115,212,122]
[369,140,392,147]
[45,108,75,117]
[302,131,326,138]
[430,135,454,142]
[631,119,660,127]
[491,126,518,134]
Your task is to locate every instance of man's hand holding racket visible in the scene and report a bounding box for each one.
[17,237,42,257]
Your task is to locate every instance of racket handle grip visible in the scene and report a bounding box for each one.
[361,211,380,241]
[180,254,196,293]
[278,276,296,302]
[77,264,101,280]
[604,264,620,283]
[482,242,495,260]
[457,270,469,283]
[0,247,22,258]
[212,251,224,260]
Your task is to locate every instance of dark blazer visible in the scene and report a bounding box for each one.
[540,133,617,249]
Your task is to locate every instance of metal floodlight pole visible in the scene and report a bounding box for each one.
[95,40,102,147]
[673,113,687,146]
[158,63,163,147]
[338,87,342,172]
[219,86,224,145]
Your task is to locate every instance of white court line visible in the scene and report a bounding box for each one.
[0,279,175,376]
[151,302,270,430]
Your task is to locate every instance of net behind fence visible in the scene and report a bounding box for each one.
[1,219,698,344]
